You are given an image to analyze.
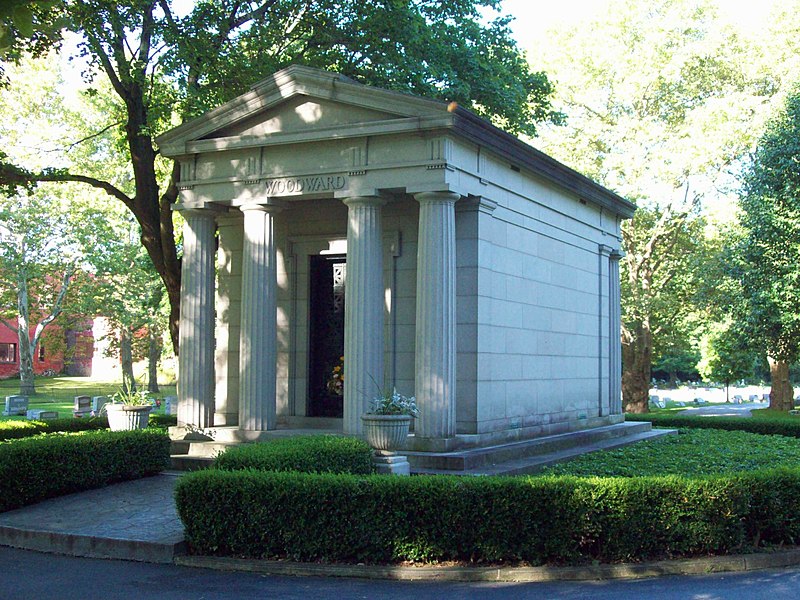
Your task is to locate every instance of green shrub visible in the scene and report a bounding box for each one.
[214,435,374,475]
[175,467,800,565]
[626,412,800,438]
[0,417,109,441]
[149,413,178,428]
[0,429,170,512]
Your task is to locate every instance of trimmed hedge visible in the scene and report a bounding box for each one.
[0,412,177,441]
[0,429,170,512]
[213,435,374,475]
[0,417,109,441]
[626,413,800,437]
[175,468,800,565]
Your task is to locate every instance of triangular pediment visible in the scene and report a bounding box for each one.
[200,95,404,140]
[157,65,450,155]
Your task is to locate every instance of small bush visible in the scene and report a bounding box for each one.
[149,413,178,428]
[175,467,800,565]
[0,417,109,441]
[0,429,170,512]
[214,435,374,475]
[625,413,800,438]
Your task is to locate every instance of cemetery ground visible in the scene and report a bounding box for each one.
[0,375,176,419]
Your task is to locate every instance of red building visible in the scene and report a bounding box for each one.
[0,320,95,379]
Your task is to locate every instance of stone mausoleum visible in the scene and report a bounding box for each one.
[157,65,634,453]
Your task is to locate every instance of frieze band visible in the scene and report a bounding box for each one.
[264,175,348,195]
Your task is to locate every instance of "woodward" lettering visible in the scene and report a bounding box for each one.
[263,175,347,195]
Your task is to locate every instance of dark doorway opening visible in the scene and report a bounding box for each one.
[308,254,346,417]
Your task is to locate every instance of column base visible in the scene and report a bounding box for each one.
[373,451,410,476]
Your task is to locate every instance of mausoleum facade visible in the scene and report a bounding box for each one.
[157,65,635,450]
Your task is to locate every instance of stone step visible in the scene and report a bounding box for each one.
[403,421,654,472]
[411,429,676,476]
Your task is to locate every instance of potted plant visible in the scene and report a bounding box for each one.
[104,387,154,431]
[361,388,418,450]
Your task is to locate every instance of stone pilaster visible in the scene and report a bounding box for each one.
[238,203,281,431]
[177,208,217,428]
[342,196,386,435]
[414,191,460,438]
[609,249,623,415]
[598,245,612,417]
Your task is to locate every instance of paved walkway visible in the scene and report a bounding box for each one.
[1,470,800,584]
[0,473,185,563]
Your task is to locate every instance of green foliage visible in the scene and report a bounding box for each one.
[214,436,374,475]
[696,319,757,386]
[175,467,800,564]
[0,416,108,441]
[543,429,800,477]
[0,429,170,512]
[625,413,800,438]
[730,88,800,364]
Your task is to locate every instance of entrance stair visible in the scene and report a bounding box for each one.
[170,421,674,475]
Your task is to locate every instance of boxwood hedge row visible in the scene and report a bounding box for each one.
[0,429,170,513]
[175,467,800,565]
[213,435,374,475]
[0,413,177,442]
[0,417,109,441]
[625,413,800,437]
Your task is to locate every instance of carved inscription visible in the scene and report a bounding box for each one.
[263,175,348,196]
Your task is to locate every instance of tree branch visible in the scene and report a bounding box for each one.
[32,263,76,351]
[0,163,134,209]
[64,121,124,151]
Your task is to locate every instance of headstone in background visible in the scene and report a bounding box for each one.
[26,409,58,420]
[92,396,108,414]
[73,395,92,418]
[164,395,178,416]
[3,395,28,416]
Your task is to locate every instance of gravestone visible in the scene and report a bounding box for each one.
[693,397,707,405]
[92,396,108,414]
[3,395,28,416]
[26,409,58,420]
[748,394,759,402]
[73,395,92,418]
[164,395,178,416]
[732,395,743,404]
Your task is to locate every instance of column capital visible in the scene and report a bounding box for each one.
[172,203,227,217]
[239,201,285,214]
[610,248,625,261]
[414,191,461,205]
[341,195,387,208]
[598,244,613,257]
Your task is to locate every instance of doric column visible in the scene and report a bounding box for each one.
[342,196,386,435]
[238,203,281,431]
[177,208,217,428]
[414,191,460,438]
[609,249,623,415]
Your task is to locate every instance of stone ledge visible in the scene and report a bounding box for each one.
[175,547,800,582]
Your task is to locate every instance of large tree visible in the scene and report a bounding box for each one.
[730,89,800,411]
[0,0,563,352]
[527,0,791,412]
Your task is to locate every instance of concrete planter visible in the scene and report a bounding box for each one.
[106,404,153,431]
[361,414,412,450]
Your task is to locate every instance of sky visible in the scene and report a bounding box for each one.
[496,0,778,49]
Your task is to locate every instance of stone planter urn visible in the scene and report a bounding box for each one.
[361,414,412,450]
[106,404,153,431]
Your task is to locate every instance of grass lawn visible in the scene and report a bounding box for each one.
[0,375,176,419]
[540,428,800,477]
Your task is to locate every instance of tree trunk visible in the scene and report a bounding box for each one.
[147,328,161,393]
[767,356,794,411]
[120,327,135,393]
[622,324,652,413]
[16,277,35,396]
